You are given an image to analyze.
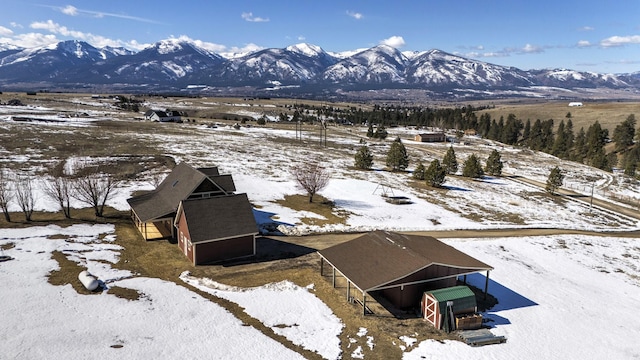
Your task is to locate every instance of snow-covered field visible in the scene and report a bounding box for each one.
[1,101,640,359]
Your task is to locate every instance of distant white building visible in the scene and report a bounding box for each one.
[568,102,583,107]
[144,110,182,122]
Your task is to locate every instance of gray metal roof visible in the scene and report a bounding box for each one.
[318,230,493,292]
[179,193,258,243]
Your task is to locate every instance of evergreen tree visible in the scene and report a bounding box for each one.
[488,118,501,140]
[442,146,459,175]
[485,149,503,176]
[501,113,522,145]
[623,143,640,177]
[565,119,575,152]
[424,159,446,187]
[551,120,569,158]
[478,113,491,138]
[386,138,409,171]
[528,119,543,150]
[571,127,587,162]
[462,154,484,178]
[354,145,374,170]
[374,125,388,140]
[413,162,426,180]
[612,114,636,152]
[540,119,555,152]
[545,166,564,195]
[521,119,531,145]
[366,123,374,138]
[585,121,609,170]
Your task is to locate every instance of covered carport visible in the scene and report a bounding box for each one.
[317,230,493,315]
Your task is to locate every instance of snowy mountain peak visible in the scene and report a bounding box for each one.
[55,40,96,58]
[152,38,186,54]
[286,43,325,57]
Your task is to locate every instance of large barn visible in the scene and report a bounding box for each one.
[127,163,258,264]
[317,231,493,315]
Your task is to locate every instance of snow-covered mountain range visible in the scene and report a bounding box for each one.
[0,39,638,99]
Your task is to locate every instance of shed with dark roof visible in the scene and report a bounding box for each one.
[174,194,259,265]
[317,230,492,314]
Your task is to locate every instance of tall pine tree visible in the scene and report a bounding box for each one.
[442,146,458,175]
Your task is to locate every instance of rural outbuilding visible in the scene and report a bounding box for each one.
[414,132,446,142]
[318,231,493,315]
[422,285,480,331]
[174,194,259,265]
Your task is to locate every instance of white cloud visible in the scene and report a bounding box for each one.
[28,20,147,50]
[600,35,640,47]
[521,43,543,53]
[168,35,227,53]
[42,4,161,24]
[577,40,591,47]
[579,26,594,31]
[298,35,306,41]
[380,35,405,48]
[5,32,59,48]
[346,11,363,20]
[0,26,13,36]
[62,5,78,16]
[31,20,85,39]
[10,22,23,29]
[241,12,269,22]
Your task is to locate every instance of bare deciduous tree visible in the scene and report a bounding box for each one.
[15,175,36,222]
[43,176,74,218]
[291,162,331,203]
[73,172,120,217]
[0,169,13,222]
[148,171,167,188]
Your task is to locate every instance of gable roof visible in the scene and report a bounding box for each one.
[177,193,258,243]
[318,230,492,292]
[127,163,234,222]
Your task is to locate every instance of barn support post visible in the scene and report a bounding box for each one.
[463,275,467,284]
[332,267,336,288]
[362,291,366,316]
[484,270,490,299]
[346,281,350,302]
[320,258,324,276]
[144,222,147,240]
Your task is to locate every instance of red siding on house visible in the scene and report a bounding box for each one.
[194,235,255,265]
[176,211,194,264]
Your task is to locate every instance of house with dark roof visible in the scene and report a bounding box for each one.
[127,163,258,264]
[175,194,258,265]
[318,230,493,315]
[144,109,182,122]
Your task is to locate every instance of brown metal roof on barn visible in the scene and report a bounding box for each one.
[318,230,492,292]
[178,193,258,243]
[127,163,235,222]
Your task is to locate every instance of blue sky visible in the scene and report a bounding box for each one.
[0,0,638,73]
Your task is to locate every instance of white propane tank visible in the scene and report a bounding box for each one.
[78,270,99,291]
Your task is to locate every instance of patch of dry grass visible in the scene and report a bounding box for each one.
[275,194,350,226]
[477,100,640,133]
[106,286,142,301]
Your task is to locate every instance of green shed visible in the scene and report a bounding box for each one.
[422,286,478,331]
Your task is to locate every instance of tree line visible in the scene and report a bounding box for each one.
[0,163,120,222]
[285,103,638,178]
